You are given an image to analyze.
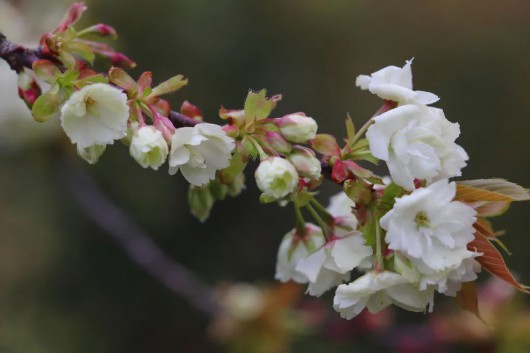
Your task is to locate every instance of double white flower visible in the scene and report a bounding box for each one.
[60,83,129,149]
[356,60,439,106]
[169,123,235,186]
[366,104,468,191]
[381,180,480,295]
[255,157,299,200]
[295,232,373,296]
[381,179,477,270]
[130,126,169,170]
[333,271,433,319]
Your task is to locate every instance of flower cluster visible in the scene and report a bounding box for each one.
[1,2,529,324]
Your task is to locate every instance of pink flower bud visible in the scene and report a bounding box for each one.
[17,71,41,108]
[277,113,318,143]
[80,24,118,38]
[287,146,321,179]
[262,131,292,155]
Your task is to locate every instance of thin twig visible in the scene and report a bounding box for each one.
[59,158,219,316]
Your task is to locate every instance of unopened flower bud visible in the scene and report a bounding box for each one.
[79,23,117,38]
[255,157,299,200]
[17,71,41,108]
[287,146,321,179]
[130,126,169,170]
[77,144,106,164]
[277,113,318,143]
[262,131,292,155]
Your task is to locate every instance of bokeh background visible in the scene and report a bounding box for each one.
[1,0,530,352]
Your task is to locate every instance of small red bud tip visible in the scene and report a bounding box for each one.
[180,101,203,120]
[18,83,42,108]
[93,24,117,38]
[110,53,136,69]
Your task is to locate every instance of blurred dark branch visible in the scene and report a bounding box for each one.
[0,33,42,72]
[60,158,218,316]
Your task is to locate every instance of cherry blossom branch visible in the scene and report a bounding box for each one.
[59,158,218,316]
[0,33,199,128]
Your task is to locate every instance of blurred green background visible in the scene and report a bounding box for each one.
[0,0,529,352]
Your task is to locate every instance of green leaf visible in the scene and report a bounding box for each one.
[343,179,372,205]
[188,185,215,222]
[244,89,273,127]
[69,41,95,63]
[378,183,405,211]
[148,75,188,98]
[345,114,356,143]
[310,134,340,156]
[31,85,64,122]
[109,67,138,97]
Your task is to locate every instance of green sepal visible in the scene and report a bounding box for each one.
[148,75,188,99]
[226,173,246,197]
[259,193,277,204]
[75,74,109,87]
[378,183,406,211]
[344,179,372,205]
[208,181,228,201]
[188,185,215,223]
[32,60,61,84]
[31,84,64,122]
[345,114,356,143]
[241,138,259,160]
[219,147,248,184]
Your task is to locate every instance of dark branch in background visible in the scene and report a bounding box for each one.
[60,158,218,316]
[0,33,198,128]
[0,33,43,72]
[169,110,200,127]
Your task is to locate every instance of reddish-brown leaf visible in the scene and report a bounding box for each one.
[469,225,530,294]
[456,282,485,323]
[457,179,530,203]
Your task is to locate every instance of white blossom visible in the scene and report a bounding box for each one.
[278,113,318,143]
[255,157,299,200]
[333,271,433,319]
[130,126,169,170]
[295,232,372,297]
[380,179,477,271]
[327,191,358,230]
[356,60,439,105]
[414,250,481,296]
[275,224,325,283]
[366,104,468,191]
[169,123,235,186]
[60,83,129,148]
